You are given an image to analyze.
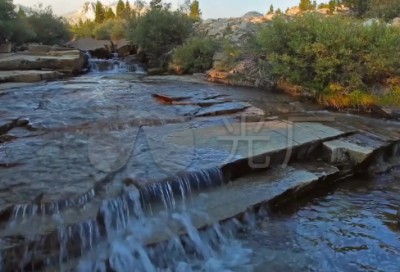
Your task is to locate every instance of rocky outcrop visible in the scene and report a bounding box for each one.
[66,37,113,59]
[0,70,61,83]
[115,39,136,58]
[26,44,75,53]
[0,42,12,53]
[0,50,87,75]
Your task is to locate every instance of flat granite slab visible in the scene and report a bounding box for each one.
[0,120,347,214]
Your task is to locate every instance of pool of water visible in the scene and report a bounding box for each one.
[239,168,400,272]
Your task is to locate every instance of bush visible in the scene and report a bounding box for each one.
[71,20,96,39]
[126,7,196,67]
[0,0,17,41]
[171,36,219,73]
[367,0,400,21]
[25,5,72,45]
[110,19,126,40]
[216,39,243,71]
[93,19,115,40]
[255,13,400,108]
[92,19,127,40]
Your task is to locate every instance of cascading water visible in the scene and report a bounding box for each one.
[74,187,253,272]
[85,50,146,74]
[0,165,253,272]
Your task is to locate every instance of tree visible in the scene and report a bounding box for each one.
[189,0,201,18]
[126,8,195,66]
[276,8,282,14]
[18,6,26,18]
[25,5,72,45]
[286,7,290,13]
[328,0,336,14]
[342,0,369,17]
[95,1,105,23]
[179,0,192,13]
[268,4,274,14]
[0,0,18,41]
[125,0,132,16]
[299,0,314,11]
[312,0,317,9]
[134,0,146,16]
[149,0,163,10]
[105,8,115,20]
[116,0,125,18]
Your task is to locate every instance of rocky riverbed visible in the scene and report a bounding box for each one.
[0,71,400,271]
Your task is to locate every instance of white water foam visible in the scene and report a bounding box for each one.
[85,50,146,74]
[74,188,253,272]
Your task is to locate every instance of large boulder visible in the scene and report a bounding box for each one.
[392,17,400,27]
[242,11,264,18]
[0,42,12,53]
[0,50,86,74]
[66,37,113,59]
[28,44,51,53]
[115,39,135,58]
[0,70,61,83]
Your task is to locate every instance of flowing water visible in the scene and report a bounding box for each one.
[0,65,400,272]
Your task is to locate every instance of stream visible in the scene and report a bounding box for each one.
[0,67,399,272]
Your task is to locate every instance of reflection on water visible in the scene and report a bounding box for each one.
[241,168,400,272]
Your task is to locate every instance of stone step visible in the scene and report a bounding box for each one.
[0,120,352,271]
[32,160,340,272]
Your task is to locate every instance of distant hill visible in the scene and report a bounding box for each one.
[62,2,139,25]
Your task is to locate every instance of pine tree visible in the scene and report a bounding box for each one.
[149,0,163,10]
[268,4,274,14]
[276,8,282,14]
[116,0,125,18]
[95,1,105,23]
[190,0,201,18]
[286,7,290,13]
[125,0,132,15]
[134,0,146,16]
[312,0,317,9]
[18,6,26,18]
[328,0,336,13]
[105,8,116,20]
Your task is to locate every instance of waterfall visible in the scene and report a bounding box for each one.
[0,166,252,272]
[84,50,146,74]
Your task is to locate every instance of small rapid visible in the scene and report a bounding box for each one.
[72,189,253,272]
[85,51,146,74]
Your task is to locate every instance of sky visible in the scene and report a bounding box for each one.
[13,0,310,19]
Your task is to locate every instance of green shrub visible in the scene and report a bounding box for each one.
[71,20,96,39]
[255,13,400,107]
[25,5,72,45]
[0,0,17,41]
[367,0,400,21]
[171,36,219,73]
[93,19,115,40]
[110,19,126,40]
[126,7,196,67]
[1,0,69,44]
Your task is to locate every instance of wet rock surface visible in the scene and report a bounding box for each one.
[0,51,86,74]
[1,72,400,271]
